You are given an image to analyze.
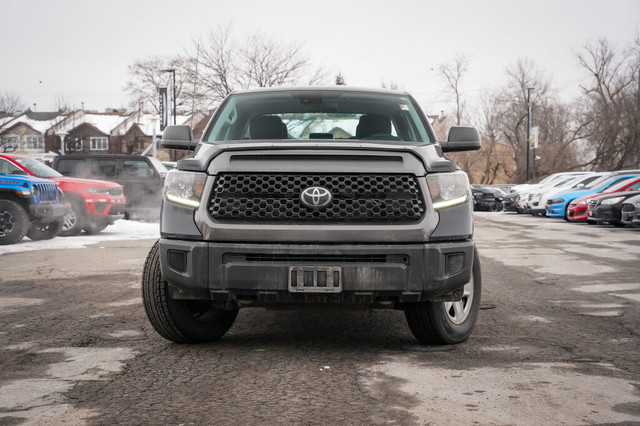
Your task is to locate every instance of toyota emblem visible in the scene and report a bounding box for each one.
[300,186,332,208]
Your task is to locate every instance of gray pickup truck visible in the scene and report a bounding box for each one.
[142,87,482,345]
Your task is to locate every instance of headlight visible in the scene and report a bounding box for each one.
[578,200,589,205]
[548,198,564,205]
[601,196,624,205]
[164,170,206,208]
[88,187,112,194]
[426,171,470,210]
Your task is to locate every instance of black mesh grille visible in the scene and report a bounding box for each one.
[208,173,425,223]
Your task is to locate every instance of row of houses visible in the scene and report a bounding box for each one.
[0,109,213,162]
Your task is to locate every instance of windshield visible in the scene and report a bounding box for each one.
[602,176,640,193]
[584,174,612,189]
[204,90,433,143]
[14,157,62,178]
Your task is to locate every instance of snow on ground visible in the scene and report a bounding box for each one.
[0,220,159,256]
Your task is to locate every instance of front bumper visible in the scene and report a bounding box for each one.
[566,204,588,221]
[589,205,620,223]
[29,203,69,222]
[546,202,567,217]
[621,206,640,226]
[159,238,475,307]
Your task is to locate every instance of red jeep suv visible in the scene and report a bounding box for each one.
[0,154,126,235]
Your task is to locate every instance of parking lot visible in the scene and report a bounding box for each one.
[1,213,639,425]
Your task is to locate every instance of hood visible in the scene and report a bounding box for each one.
[176,140,458,174]
[49,176,122,188]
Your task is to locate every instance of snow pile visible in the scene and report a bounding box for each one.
[0,220,159,256]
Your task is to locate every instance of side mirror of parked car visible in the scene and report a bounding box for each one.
[440,127,482,152]
[160,125,196,151]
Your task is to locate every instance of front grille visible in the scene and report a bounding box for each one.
[208,173,425,223]
[106,187,124,197]
[33,182,58,204]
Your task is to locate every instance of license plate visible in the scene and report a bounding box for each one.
[288,266,342,293]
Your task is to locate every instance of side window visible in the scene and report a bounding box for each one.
[0,158,22,174]
[55,159,87,177]
[123,160,153,179]
[91,159,117,178]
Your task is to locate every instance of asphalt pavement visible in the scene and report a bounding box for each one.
[0,213,639,425]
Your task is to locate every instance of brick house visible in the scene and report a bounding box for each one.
[0,110,66,159]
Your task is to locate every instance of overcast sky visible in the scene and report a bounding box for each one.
[2,0,639,116]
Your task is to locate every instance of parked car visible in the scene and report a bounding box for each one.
[528,173,604,216]
[471,185,505,211]
[564,174,640,222]
[620,194,640,227]
[51,154,167,219]
[1,154,125,235]
[143,86,483,345]
[502,191,520,212]
[0,169,67,244]
[586,180,640,225]
[514,172,592,213]
[546,171,640,219]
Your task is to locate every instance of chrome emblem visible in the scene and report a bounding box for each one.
[300,186,332,208]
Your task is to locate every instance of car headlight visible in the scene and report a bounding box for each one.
[426,171,470,210]
[601,196,624,205]
[163,170,207,208]
[548,198,564,205]
[578,199,589,205]
[88,187,112,194]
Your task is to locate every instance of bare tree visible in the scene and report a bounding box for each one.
[124,55,188,113]
[577,38,640,170]
[0,92,25,114]
[184,26,328,108]
[437,54,469,126]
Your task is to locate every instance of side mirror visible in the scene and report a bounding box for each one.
[160,125,196,150]
[576,183,585,189]
[440,127,482,152]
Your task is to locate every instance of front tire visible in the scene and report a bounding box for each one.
[141,241,238,343]
[404,247,482,344]
[27,219,63,241]
[0,200,29,245]
[60,198,86,236]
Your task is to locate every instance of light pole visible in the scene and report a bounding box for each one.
[162,69,176,125]
[525,87,533,183]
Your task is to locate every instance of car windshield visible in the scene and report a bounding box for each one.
[204,90,433,143]
[602,176,640,193]
[14,157,62,178]
[584,174,613,189]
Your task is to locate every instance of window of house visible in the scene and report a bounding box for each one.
[90,137,109,151]
[25,135,44,150]
[1,135,19,151]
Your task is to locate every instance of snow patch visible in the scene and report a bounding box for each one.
[0,220,159,256]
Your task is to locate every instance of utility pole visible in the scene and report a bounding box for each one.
[162,69,177,125]
[525,87,533,183]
